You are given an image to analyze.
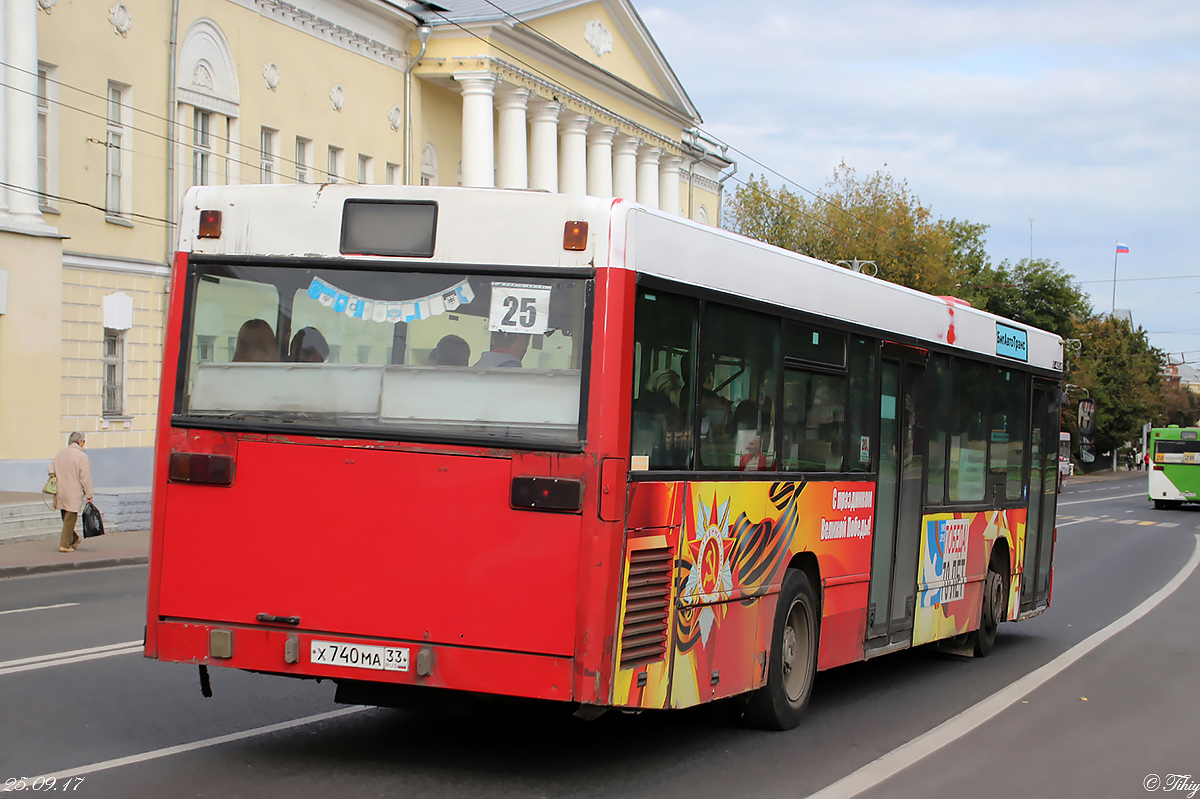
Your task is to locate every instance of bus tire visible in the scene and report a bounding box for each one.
[968,566,1005,657]
[743,569,818,730]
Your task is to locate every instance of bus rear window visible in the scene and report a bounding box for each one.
[177,261,589,447]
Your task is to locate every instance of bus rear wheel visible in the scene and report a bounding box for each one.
[743,569,818,730]
[968,566,1006,657]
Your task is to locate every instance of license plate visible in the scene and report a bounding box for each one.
[309,640,409,672]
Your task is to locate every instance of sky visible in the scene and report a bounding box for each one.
[639,0,1200,364]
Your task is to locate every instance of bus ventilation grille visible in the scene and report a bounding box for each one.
[619,547,673,668]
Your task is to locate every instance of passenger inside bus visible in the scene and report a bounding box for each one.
[633,368,689,468]
[473,331,529,368]
[692,360,731,440]
[429,334,470,366]
[231,319,277,362]
[288,326,329,363]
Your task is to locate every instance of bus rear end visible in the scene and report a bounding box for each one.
[145,185,626,707]
[1149,426,1200,509]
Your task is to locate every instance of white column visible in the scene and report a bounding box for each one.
[495,83,530,190]
[659,154,682,216]
[586,124,615,197]
[558,112,588,197]
[5,0,41,218]
[455,71,496,188]
[528,98,560,193]
[612,134,638,201]
[636,144,660,209]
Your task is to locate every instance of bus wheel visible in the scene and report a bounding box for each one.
[744,569,818,730]
[968,567,1006,657]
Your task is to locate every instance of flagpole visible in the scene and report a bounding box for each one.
[1112,242,1118,313]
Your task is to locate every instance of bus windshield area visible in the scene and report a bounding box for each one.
[1154,439,1200,464]
[175,261,589,447]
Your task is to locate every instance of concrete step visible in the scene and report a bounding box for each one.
[0,501,61,543]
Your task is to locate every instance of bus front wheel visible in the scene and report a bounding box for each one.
[744,569,818,730]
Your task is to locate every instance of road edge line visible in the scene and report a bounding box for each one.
[806,532,1200,799]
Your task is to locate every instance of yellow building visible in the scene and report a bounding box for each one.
[0,0,733,495]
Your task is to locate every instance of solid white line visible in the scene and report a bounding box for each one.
[0,640,143,676]
[1059,491,1148,506]
[806,533,1200,799]
[0,602,79,616]
[1054,516,1097,527]
[35,707,370,781]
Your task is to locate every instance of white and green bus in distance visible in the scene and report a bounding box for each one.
[1148,426,1200,509]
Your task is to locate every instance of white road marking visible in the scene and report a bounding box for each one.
[1054,516,1098,527]
[807,533,1200,799]
[0,602,79,616]
[1059,492,1148,506]
[34,707,370,781]
[0,640,143,676]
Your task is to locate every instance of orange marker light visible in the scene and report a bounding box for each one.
[563,221,588,251]
[198,210,223,238]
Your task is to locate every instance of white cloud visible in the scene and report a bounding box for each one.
[642,0,1200,353]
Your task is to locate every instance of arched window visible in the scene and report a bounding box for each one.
[421,143,439,186]
[177,19,239,194]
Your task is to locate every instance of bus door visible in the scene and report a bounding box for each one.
[1021,380,1060,611]
[866,348,927,650]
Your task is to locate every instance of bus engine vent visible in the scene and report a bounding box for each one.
[619,547,673,668]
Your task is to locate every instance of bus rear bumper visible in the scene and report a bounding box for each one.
[148,619,575,702]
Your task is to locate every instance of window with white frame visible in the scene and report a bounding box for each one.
[385,162,401,185]
[105,82,131,218]
[192,108,212,187]
[295,137,311,183]
[103,329,125,416]
[358,154,373,184]
[37,63,59,210]
[260,127,277,183]
[327,146,343,182]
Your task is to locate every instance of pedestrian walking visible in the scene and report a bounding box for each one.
[48,432,94,553]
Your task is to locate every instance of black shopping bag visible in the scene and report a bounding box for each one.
[82,501,105,538]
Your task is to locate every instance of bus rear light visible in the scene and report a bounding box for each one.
[168,452,235,486]
[198,209,222,238]
[563,221,588,251]
[511,476,582,512]
[1154,465,1165,471]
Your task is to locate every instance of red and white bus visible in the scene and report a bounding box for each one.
[145,184,1063,729]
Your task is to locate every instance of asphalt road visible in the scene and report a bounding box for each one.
[2,473,1197,798]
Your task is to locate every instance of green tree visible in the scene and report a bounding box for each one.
[1068,316,1167,456]
[723,163,967,295]
[1162,381,1200,427]
[967,258,1091,340]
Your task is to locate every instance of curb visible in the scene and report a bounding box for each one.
[0,555,149,579]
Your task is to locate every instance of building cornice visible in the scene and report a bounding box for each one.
[62,252,170,278]
[241,0,413,70]
[433,55,683,157]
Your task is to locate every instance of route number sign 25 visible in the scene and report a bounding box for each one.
[488,283,551,335]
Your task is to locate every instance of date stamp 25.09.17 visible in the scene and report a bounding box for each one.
[2,777,85,792]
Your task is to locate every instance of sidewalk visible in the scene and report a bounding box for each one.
[0,527,150,578]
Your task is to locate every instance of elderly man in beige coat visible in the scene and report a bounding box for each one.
[49,432,94,553]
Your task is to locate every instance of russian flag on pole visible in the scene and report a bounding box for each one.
[1116,242,1130,253]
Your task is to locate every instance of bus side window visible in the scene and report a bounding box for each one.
[631,291,697,471]
[699,304,779,471]
[780,370,845,472]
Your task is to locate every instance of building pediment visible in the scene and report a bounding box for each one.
[409,0,700,127]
